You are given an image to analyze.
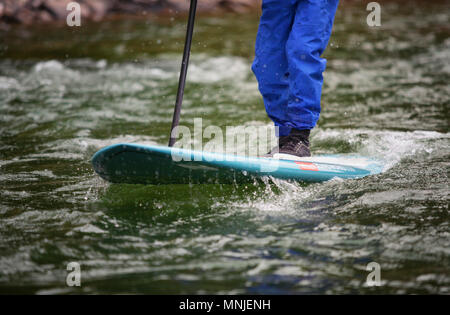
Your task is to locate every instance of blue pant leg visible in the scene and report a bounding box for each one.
[285,0,339,131]
[252,0,296,136]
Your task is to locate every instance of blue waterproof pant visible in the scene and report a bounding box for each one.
[252,0,339,136]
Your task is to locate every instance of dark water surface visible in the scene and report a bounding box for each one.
[0,2,449,294]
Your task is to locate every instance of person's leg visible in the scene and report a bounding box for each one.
[252,0,296,137]
[284,0,339,133]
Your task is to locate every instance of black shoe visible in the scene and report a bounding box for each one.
[265,129,311,158]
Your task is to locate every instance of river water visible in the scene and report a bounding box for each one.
[0,1,449,294]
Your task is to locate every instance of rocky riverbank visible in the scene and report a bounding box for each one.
[0,0,261,25]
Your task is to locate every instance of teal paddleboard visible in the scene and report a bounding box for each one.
[92,143,383,184]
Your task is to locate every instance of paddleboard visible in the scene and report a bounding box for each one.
[91,143,383,184]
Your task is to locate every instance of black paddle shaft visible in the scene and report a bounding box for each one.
[168,0,198,147]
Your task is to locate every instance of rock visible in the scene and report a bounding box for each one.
[15,7,34,24]
[85,1,111,21]
[219,0,257,13]
[0,0,262,25]
[42,0,72,19]
[37,8,53,23]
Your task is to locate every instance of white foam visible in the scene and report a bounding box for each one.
[314,129,448,170]
[33,60,65,72]
[0,76,20,90]
[188,56,250,83]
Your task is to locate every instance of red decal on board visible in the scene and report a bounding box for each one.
[295,162,319,171]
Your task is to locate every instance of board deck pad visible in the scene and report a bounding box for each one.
[92,143,384,185]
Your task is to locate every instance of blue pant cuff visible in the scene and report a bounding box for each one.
[276,126,292,137]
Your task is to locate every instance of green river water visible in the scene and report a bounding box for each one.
[0,1,449,294]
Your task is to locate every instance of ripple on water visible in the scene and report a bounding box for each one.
[0,3,449,293]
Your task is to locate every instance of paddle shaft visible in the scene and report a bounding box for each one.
[168,0,198,147]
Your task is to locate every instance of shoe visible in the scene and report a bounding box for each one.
[264,129,311,158]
